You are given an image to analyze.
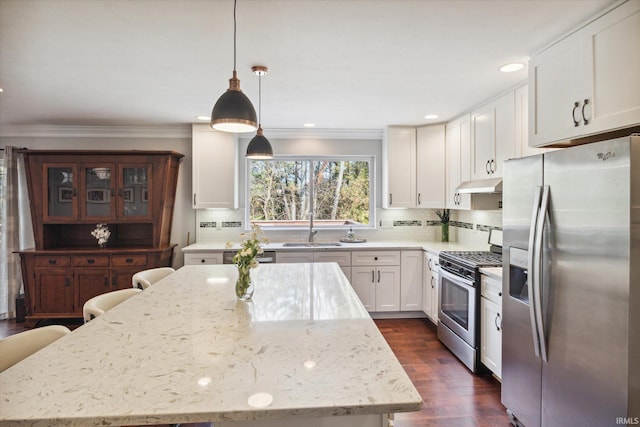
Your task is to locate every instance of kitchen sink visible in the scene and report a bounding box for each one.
[282,242,342,247]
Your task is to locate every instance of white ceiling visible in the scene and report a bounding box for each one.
[0,0,616,132]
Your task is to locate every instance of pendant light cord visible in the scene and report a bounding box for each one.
[258,73,262,125]
[233,0,237,72]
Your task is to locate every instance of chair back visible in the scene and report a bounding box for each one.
[132,267,175,290]
[83,288,142,322]
[0,325,71,372]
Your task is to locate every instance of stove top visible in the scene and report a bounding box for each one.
[440,251,503,268]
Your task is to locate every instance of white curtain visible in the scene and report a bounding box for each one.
[0,146,23,319]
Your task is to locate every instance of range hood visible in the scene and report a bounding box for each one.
[455,177,502,194]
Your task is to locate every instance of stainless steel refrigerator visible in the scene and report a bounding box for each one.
[501,135,640,427]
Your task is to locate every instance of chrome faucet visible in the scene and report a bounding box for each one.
[308,212,318,242]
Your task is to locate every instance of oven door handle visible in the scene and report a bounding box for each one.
[439,267,475,288]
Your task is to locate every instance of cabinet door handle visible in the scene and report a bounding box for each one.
[485,160,491,175]
[87,259,95,264]
[201,259,206,263]
[490,159,495,174]
[572,101,580,127]
[495,312,502,331]
[431,277,435,288]
[126,258,134,263]
[389,194,392,206]
[581,98,590,125]
[193,193,197,205]
[48,259,57,265]
[377,270,381,283]
[417,193,421,205]
[428,259,433,271]
[371,270,375,283]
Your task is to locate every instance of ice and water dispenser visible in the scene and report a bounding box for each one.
[508,247,529,302]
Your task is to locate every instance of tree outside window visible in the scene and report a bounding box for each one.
[248,158,372,228]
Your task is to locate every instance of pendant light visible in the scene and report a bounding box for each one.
[246,65,273,159]
[210,0,258,133]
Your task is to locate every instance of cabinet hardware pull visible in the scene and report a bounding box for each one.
[428,259,432,271]
[87,259,95,264]
[498,291,502,297]
[490,159,495,174]
[201,259,206,263]
[572,101,580,127]
[371,271,375,283]
[126,258,133,263]
[581,98,590,125]
[389,194,392,205]
[104,277,108,286]
[431,277,435,288]
[495,313,502,331]
[193,193,197,205]
[485,160,491,175]
[48,259,57,264]
[377,270,381,283]
[417,193,421,205]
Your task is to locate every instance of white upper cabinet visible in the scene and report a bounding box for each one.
[529,0,640,147]
[416,125,446,208]
[192,124,238,209]
[470,92,515,180]
[384,127,416,208]
[445,114,471,209]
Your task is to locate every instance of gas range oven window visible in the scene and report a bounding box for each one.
[441,277,470,330]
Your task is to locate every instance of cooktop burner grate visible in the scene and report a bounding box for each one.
[440,251,502,268]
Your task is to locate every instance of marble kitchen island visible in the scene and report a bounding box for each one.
[0,263,422,427]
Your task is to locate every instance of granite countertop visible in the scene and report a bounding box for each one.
[0,264,423,426]
[183,241,487,254]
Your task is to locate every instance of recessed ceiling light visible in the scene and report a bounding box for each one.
[0,88,4,93]
[424,114,439,120]
[303,123,316,128]
[499,62,525,73]
[196,115,210,121]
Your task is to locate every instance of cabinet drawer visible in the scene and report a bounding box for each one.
[35,256,71,268]
[73,255,110,267]
[351,251,400,266]
[184,253,223,265]
[112,254,148,267]
[313,251,351,267]
[481,274,502,303]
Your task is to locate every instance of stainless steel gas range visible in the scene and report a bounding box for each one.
[437,247,502,373]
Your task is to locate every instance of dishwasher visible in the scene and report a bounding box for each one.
[223,250,277,264]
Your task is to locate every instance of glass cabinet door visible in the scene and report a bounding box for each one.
[82,165,115,220]
[119,164,152,219]
[44,164,78,221]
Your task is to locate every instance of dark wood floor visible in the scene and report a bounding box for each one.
[1,318,510,427]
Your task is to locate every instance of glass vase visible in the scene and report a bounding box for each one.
[235,266,254,300]
[441,222,449,243]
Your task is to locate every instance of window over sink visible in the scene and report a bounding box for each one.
[246,157,374,229]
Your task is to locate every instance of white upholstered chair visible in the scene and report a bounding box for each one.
[0,325,71,372]
[131,267,175,290]
[82,288,142,322]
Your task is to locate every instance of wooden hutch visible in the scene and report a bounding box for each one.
[16,150,183,327]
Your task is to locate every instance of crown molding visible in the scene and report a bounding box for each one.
[244,128,384,140]
[0,124,192,139]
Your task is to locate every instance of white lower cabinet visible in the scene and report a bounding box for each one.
[480,273,502,379]
[313,251,351,282]
[422,251,439,324]
[400,251,423,311]
[351,251,401,312]
[184,253,223,265]
[277,252,315,263]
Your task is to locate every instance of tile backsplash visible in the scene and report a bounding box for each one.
[195,208,502,248]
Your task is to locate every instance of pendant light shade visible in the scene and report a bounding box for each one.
[246,65,273,159]
[246,126,273,159]
[210,0,258,133]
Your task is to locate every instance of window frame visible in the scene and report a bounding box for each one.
[244,155,376,231]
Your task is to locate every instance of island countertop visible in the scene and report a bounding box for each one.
[0,263,423,426]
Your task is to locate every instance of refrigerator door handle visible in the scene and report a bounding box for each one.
[533,185,550,362]
[528,186,543,359]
